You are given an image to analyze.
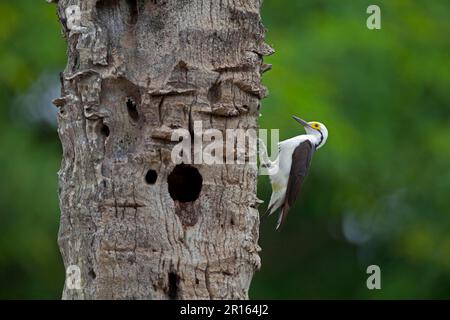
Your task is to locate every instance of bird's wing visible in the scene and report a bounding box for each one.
[276,140,315,230]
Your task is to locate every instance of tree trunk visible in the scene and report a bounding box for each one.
[53,0,272,300]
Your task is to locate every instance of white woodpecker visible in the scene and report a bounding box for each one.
[261,116,328,230]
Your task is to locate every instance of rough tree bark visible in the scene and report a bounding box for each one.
[52,0,272,299]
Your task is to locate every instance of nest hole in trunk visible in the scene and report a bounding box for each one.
[167,164,202,203]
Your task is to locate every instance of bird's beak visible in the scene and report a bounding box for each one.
[292,116,311,128]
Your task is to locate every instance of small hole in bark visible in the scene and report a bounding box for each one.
[207,82,221,104]
[195,278,199,285]
[230,218,235,226]
[145,169,157,184]
[126,0,138,25]
[168,164,202,203]
[100,124,110,137]
[168,272,180,300]
[88,269,96,280]
[72,52,79,72]
[126,97,139,122]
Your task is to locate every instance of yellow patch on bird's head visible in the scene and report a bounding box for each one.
[309,122,321,130]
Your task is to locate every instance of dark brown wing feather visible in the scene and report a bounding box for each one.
[276,140,315,230]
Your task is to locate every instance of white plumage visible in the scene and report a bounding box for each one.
[261,116,328,229]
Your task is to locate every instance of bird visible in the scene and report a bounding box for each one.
[260,116,328,230]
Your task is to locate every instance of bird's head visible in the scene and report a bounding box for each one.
[293,116,328,149]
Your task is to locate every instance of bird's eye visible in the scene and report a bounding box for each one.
[312,123,320,129]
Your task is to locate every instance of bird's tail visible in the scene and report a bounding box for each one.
[260,202,276,223]
[276,204,290,231]
[260,188,284,223]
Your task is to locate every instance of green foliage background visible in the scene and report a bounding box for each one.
[0,0,449,299]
